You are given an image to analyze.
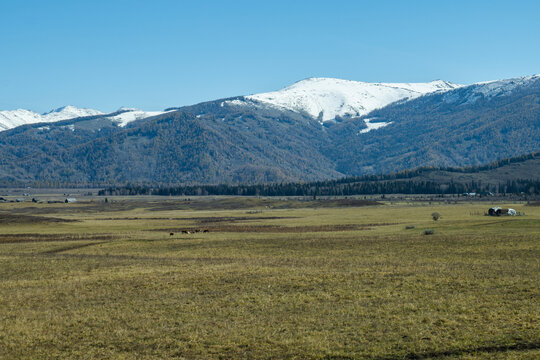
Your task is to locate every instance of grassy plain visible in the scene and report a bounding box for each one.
[0,197,539,359]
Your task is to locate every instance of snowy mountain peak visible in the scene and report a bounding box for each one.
[43,105,81,114]
[0,105,103,131]
[240,77,461,122]
[41,105,103,120]
[0,104,170,132]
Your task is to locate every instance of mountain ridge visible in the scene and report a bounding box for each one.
[0,106,170,132]
[0,74,538,186]
[2,74,536,131]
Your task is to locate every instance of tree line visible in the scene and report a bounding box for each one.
[99,151,540,196]
[99,178,540,197]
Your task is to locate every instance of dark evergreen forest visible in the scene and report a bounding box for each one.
[99,151,540,196]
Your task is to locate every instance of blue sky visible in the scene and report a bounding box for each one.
[1,0,539,113]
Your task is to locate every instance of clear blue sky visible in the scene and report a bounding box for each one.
[1,0,539,113]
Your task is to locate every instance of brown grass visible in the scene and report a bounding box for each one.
[0,199,539,359]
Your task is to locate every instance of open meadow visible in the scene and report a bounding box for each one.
[0,197,539,359]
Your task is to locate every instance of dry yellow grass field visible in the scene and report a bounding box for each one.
[0,198,539,359]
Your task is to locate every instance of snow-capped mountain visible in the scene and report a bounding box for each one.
[0,105,168,131]
[0,74,538,185]
[0,106,103,131]
[230,77,461,122]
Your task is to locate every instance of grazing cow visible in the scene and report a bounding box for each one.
[170,233,174,236]
[181,230,189,234]
[203,229,209,233]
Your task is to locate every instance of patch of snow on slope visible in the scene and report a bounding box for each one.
[106,108,169,127]
[358,118,393,134]
[226,99,245,106]
[238,78,460,122]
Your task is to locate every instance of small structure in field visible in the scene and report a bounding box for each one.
[65,198,77,203]
[488,207,517,216]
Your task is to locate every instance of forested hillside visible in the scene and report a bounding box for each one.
[101,151,540,196]
[329,76,540,174]
[0,107,338,186]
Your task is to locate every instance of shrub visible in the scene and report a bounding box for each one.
[431,212,441,221]
[424,229,435,235]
